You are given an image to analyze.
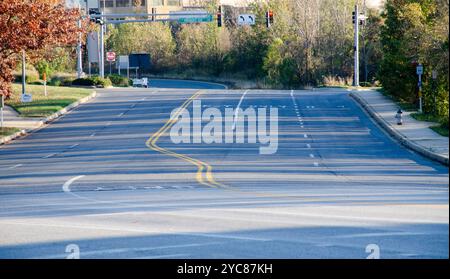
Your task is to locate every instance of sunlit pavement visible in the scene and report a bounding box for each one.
[0,83,448,259]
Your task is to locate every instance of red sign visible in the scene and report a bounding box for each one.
[106,52,116,62]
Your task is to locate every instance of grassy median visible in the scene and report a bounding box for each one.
[7,84,93,117]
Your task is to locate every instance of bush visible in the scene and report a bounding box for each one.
[72,78,95,86]
[72,76,112,88]
[14,67,40,84]
[49,76,75,87]
[107,74,130,87]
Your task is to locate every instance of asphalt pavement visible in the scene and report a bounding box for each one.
[0,81,448,259]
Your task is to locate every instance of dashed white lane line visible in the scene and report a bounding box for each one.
[90,133,96,137]
[232,89,249,130]
[130,104,136,108]
[306,144,311,149]
[309,154,315,158]
[69,144,79,149]
[304,134,308,138]
[8,164,23,169]
[62,175,86,193]
[118,112,124,117]
[314,162,319,167]
[43,153,55,159]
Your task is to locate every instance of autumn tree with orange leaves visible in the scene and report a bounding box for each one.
[0,0,82,98]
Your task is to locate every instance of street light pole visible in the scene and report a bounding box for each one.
[22,49,26,96]
[76,18,83,78]
[76,3,83,79]
[354,4,359,87]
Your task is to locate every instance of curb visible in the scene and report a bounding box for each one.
[350,92,449,166]
[1,91,97,146]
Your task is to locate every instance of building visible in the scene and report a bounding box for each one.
[86,0,184,14]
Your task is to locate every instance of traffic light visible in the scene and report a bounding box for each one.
[266,10,274,28]
[352,11,356,24]
[89,8,104,25]
[217,6,222,27]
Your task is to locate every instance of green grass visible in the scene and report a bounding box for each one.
[377,88,417,111]
[431,125,449,137]
[410,112,441,123]
[7,84,93,117]
[411,112,449,137]
[0,127,21,137]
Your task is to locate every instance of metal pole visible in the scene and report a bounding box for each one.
[76,3,83,78]
[22,50,26,96]
[99,24,105,78]
[110,61,112,75]
[1,94,4,129]
[419,74,423,113]
[354,5,359,87]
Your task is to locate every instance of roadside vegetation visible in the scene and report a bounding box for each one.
[7,84,93,117]
[0,127,21,137]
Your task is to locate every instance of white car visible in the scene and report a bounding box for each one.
[132,77,148,88]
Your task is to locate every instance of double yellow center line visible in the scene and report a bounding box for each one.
[146,90,226,189]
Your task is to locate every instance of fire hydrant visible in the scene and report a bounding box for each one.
[395,109,403,125]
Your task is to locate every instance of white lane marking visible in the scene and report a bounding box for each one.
[232,89,249,130]
[129,186,137,190]
[90,133,96,137]
[106,122,112,126]
[304,134,308,138]
[8,164,23,169]
[309,154,315,158]
[130,104,136,108]
[306,144,311,148]
[314,162,319,167]
[62,175,86,193]
[118,112,124,117]
[141,97,146,101]
[69,144,79,149]
[43,153,55,159]
[301,125,304,128]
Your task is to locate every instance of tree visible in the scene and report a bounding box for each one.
[107,23,176,72]
[0,0,81,98]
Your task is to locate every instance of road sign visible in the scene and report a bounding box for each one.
[416,64,423,75]
[21,94,32,103]
[118,55,129,69]
[106,52,116,62]
[238,14,256,25]
[178,14,213,23]
[432,70,437,79]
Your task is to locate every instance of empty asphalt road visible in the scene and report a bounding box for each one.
[0,81,448,259]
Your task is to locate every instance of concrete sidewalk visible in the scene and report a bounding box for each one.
[2,106,44,129]
[1,91,97,145]
[350,89,448,165]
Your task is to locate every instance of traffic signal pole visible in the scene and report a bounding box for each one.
[353,5,359,87]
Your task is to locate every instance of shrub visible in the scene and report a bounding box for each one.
[72,76,112,88]
[49,76,75,87]
[72,78,95,86]
[107,74,130,87]
[14,66,40,84]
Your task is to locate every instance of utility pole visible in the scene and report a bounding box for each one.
[353,4,359,87]
[76,3,83,78]
[22,50,26,96]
